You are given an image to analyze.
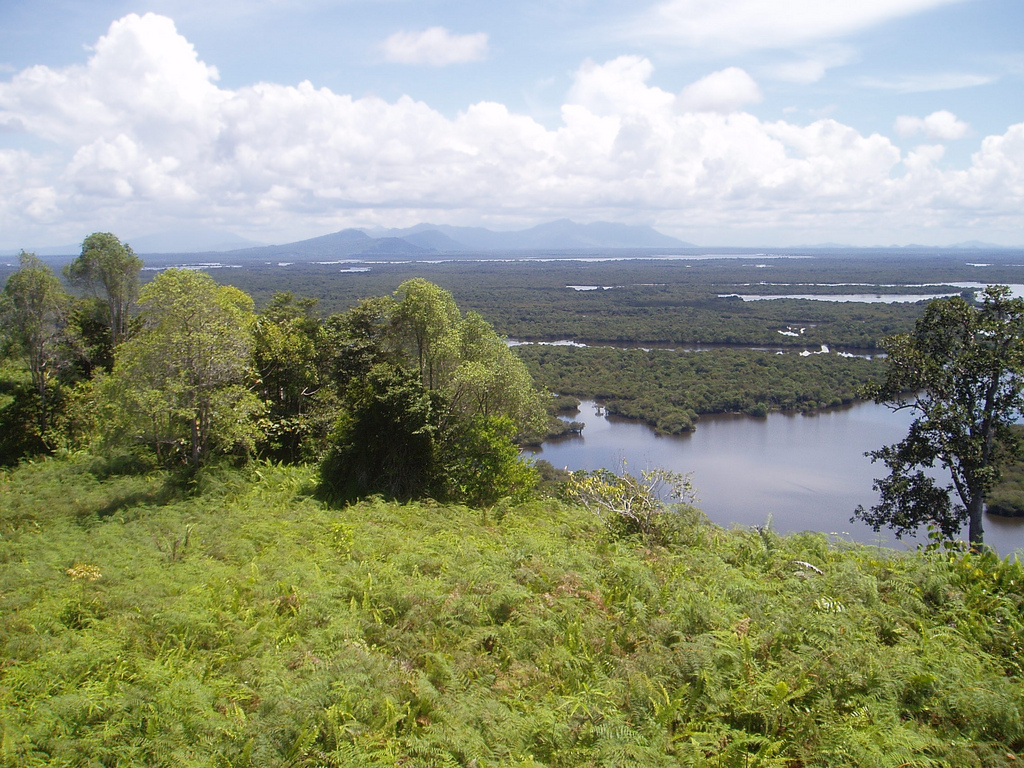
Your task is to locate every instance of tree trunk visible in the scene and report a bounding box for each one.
[967,494,985,548]
[191,416,200,468]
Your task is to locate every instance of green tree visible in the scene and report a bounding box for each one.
[854,286,1024,546]
[327,295,401,390]
[318,363,439,502]
[440,310,547,438]
[253,292,334,461]
[436,414,539,506]
[391,278,460,389]
[318,280,545,505]
[0,252,71,434]
[64,232,143,346]
[99,269,263,468]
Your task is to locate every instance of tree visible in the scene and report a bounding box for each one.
[436,414,540,506]
[99,269,263,468]
[391,278,461,389]
[0,252,71,434]
[253,292,333,461]
[853,286,1024,547]
[440,310,547,438]
[318,364,440,502]
[318,280,546,505]
[563,463,696,540]
[65,232,143,346]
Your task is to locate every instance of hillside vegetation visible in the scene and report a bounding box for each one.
[2,457,1023,767]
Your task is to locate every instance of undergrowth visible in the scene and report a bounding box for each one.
[1,456,1022,767]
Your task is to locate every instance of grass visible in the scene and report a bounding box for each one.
[1,456,1023,766]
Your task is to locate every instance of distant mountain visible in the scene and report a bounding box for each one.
[6,220,694,262]
[369,219,693,251]
[128,228,265,254]
[214,229,431,261]
[399,229,469,252]
[357,237,433,257]
[371,223,510,250]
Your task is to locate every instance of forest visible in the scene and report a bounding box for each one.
[3,237,1024,765]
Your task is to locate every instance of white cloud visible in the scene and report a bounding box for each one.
[382,26,489,66]
[858,73,995,93]
[567,56,675,116]
[762,45,858,84]
[632,0,967,54]
[0,15,1021,246]
[677,67,761,113]
[895,110,970,140]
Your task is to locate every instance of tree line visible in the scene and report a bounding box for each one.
[0,236,546,507]
[517,344,883,433]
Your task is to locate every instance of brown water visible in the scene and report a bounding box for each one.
[528,400,1024,557]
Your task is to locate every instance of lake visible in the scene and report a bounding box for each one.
[527,399,1024,557]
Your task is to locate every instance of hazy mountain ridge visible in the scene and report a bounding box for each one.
[246,220,693,260]
[6,222,1019,261]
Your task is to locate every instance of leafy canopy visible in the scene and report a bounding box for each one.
[318,279,544,505]
[854,285,1024,546]
[0,252,72,437]
[97,269,263,468]
[64,232,142,346]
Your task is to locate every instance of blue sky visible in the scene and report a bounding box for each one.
[1,0,1022,248]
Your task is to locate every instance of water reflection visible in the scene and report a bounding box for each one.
[528,400,1024,557]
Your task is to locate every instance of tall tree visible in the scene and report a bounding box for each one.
[99,269,262,468]
[0,252,70,432]
[391,278,460,389]
[319,280,545,505]
[253,292,334,461]
[65,232,143,346]
[854,286,1024,546]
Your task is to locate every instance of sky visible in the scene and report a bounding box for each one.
[0,0,1022,250]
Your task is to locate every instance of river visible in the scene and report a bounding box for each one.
[527,400,1024,557]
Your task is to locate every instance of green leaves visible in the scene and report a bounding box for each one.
[65,232,142,346]
[856,285,1024,546]
[318,280,545,506]
[98,269,263,468]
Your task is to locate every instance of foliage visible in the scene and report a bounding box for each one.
[253,292,337,462]
[391,277,462,388]
[436,415,540,506]
[0,252,73,435]
[64,232,143,347]
[2,456,1023,767]
[563,464,697,541]
[0,365,63,465]
[519,345,881,433]
[97,269,264,468]
[854,286,1024,546]
[318,280,545,505]
[318,363,538,507]
[318,363,441,502]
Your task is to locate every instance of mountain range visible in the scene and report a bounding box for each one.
[189,219,695,261]
[4,220,693,259]
[7,221,1019,261]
